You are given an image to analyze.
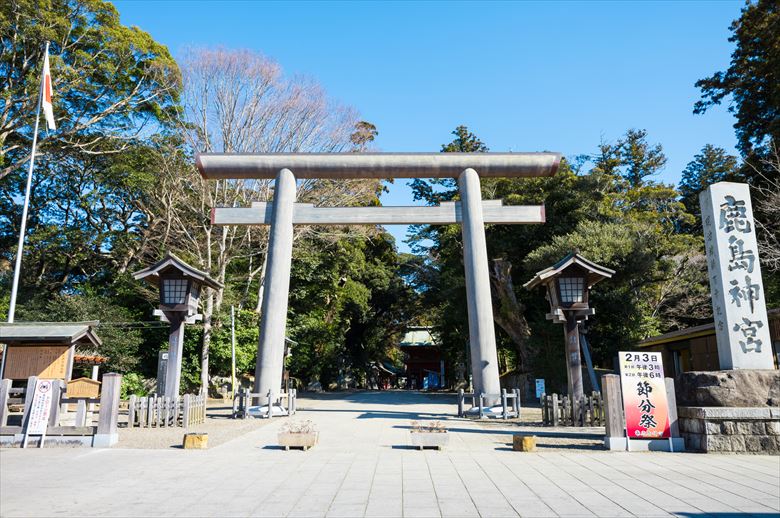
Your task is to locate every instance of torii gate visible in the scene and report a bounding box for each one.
[197,153,560,409]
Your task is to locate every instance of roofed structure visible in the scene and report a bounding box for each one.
[133,252,223,290]
[0,321,101,347]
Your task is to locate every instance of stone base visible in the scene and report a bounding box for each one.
[247,404,288,418]
[678,406,780,454]
[604,437,685,452]
[676,370,780,407]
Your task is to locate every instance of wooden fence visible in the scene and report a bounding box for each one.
[126,394,206,428]
[541,391,604,427]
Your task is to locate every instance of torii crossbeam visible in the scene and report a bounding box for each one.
[198,152,560,410]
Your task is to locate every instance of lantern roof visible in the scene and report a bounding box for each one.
[523,252,615,291]
[133,252,223,290]
[0,321,102,347]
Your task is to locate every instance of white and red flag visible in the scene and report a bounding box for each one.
[41,48,55,130]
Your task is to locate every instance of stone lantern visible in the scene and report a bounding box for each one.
[134,253,223,399]
[524,252,614,424]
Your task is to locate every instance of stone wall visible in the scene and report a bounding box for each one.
[678,406,780,454]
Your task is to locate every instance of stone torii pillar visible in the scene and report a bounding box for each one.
[255,168,295,405]
[459,168,501,403]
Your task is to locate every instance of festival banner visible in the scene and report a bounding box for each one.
[618,351,670,439]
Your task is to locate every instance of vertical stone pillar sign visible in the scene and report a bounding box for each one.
[700,182,773,369]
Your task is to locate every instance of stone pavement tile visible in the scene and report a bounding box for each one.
[326,503,368,517]
[364,498,403,517]
[331,488,371,505]
[403,506,442,518]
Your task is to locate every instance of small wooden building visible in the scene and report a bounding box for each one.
[400,327,445,390]
[0,322,102,381]
[636,308,779,375]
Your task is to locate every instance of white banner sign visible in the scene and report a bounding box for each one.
[700,182,773,369]
[26,379,53,435]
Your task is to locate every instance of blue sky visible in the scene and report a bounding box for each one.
[115,0,743,253]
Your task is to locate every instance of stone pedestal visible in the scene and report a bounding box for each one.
[676,370,780,454]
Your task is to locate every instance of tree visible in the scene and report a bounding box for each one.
[350,121,378,152]
[678,144,739,231]
[142,47,382,392]
[0,0,180,180]
[694,0,779,160]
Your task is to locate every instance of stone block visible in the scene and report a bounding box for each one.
[688,418,704,434]
[182,433,208,449]
[730,434,746,452]
[765,421,780,435]
[705,421,722,434]
[676,370,780,407]
[743,435,762,452]
[512,434,536,452]
[721,421,737,435]
[736,422,753,435]
[703,434,732,452]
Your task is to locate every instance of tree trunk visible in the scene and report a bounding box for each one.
[200,288,214,395]
[490,258,532,370]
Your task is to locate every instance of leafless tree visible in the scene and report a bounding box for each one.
[143,47,381,393]
[753,146,780,272]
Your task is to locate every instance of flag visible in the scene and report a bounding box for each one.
[41,48,55,130]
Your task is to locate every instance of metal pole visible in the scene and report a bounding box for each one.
[458,168,501,407]
[8,41,48,324]
[564,312,584,425]
[231,305,236,400]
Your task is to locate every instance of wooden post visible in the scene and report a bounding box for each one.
[22,376,37,422]
[564,312,584,426]
[478,394,485,419]
[95,373,121,447]
[501,389,508,420]
[75,399,87,427]
[602,374,624,448]
[457,389,464,417]
[182,394,191,429]
[513,388,521,416]
[551,393,559,426]
[0,379,11,427]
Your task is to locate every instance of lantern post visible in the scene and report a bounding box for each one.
[524,253,614,425]
[134,253,223,399]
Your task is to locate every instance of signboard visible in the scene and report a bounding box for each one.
[4,345,70,380]
[22,379,54,448]
[157,350,169,395]
[700,182,773,369]
[535,379,545,399]
[67,377,100,399]
[618,351,670,439]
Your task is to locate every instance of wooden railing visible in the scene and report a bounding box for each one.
[457,388,521,419]
[126,394,206,428]
[232,388,297,419]
[541,391,604,427]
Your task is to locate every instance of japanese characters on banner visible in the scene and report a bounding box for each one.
[700,182,773,369]
[618,352,670,439]
[26,379,53,435]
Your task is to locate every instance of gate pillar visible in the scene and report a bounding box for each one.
[254,168,296,405]
[458,168,501,406]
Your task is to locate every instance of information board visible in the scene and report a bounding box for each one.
[535,379,545,399]
[618,351,670,439]
[4,345,70,380]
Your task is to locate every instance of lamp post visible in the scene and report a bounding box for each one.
[524,253,614,425]
[134,253,223,399]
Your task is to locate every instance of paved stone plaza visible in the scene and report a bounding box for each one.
[1,391,778,517]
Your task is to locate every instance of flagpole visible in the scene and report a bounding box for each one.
[7,41,48,324]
